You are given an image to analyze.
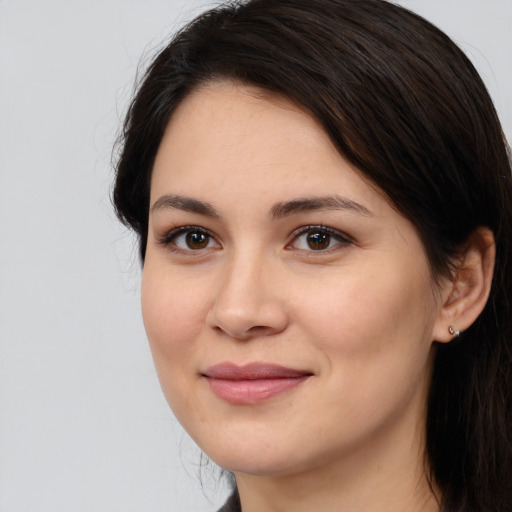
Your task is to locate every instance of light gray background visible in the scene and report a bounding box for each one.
[0,1,510,511]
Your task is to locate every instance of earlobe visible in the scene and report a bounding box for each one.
[433,227,495,343]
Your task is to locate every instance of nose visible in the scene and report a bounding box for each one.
[206,252,289,340]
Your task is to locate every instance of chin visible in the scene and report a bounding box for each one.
[191,428,301,477]
[211,452,299,478]
[198,431,329,479]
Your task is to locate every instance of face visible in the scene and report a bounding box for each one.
[142,82,446,478]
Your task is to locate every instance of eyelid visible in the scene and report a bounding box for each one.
[156,224,352,254]
[157,225,221,253]
[286,225,353,251]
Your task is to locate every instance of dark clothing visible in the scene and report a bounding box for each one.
[217,491,241,512]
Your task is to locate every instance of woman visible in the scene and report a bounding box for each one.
[113,0,512,510]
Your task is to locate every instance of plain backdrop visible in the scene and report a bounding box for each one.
[0,1,510,511]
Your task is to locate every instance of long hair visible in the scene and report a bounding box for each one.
[113,1,512,510]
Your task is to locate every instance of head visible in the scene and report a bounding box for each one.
[113,0,512,510]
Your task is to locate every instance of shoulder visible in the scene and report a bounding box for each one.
[216,491,241,512]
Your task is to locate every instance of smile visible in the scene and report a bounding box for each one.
[202,363,313,405]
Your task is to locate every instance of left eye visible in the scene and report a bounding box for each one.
[289,227,350,251]
[165,227,219,251]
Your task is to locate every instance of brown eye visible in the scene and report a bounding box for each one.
[185,231,210,249]
[162,227,219,252]
[288,226,352,252]
[306,231,331,250]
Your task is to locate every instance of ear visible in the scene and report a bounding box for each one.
[433,227,495,343]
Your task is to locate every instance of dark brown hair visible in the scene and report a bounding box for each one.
[113,1,512,510]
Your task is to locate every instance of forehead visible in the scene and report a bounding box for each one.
[151,81,385,215]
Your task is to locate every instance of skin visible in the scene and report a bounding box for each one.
[142,81,465,512]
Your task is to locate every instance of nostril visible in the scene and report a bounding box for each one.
[210,323,281,341]
[207,290,289,340]
[248,325,273,335]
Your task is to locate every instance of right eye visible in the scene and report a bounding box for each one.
[159,226,220,253]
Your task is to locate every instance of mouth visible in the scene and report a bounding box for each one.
[201,362,313,405]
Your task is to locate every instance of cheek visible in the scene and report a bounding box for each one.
[141,266,208,381]
[294,268,438,441]
[294,262,438,377]
[140,266,215,425]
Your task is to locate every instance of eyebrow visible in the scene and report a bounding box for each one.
[270,195,373,219]
[151,194,373,219]
[151,194,220,218]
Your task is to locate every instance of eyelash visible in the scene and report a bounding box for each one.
[157,226,220,254]
[157,225,352,254]
[287,225,353,252]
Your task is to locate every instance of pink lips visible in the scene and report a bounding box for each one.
[202,363,312,405]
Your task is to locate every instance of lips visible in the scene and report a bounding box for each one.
[202,363,312,405]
